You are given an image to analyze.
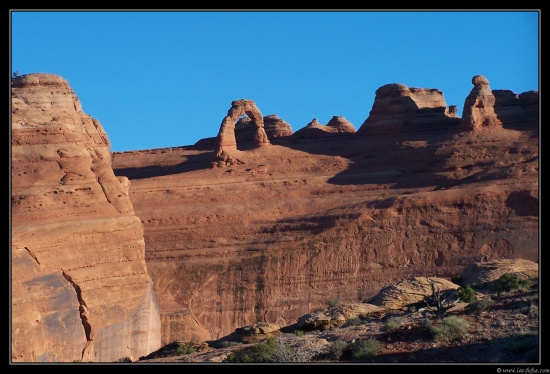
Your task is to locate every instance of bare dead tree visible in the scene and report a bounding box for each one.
[421,278,461,318]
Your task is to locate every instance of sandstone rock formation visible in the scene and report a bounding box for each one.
[292,117,355,139]
[215,99,270,165]
[357,83,460,136]
[234,114,293,142]
[371,277,459,311]
[326,116,356,133]
[296,303,386,330]
[263,114,294,138]
[11,73,161,362]
[195,114,293,147]
[460,75,502,130]
[111,76,537,344]
[13,73,538,353]
[493,89,539,132]
[458,259,539,287]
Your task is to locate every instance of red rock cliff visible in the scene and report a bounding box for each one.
[12,72,538,351]
[11,73,161,362]
[111,76,538,344]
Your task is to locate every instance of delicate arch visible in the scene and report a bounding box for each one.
[215,99,270,164]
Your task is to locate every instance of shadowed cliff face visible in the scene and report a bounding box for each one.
[111,77,538,343]
[11,73,161,362]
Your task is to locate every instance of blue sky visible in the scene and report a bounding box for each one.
[10,10,539,152]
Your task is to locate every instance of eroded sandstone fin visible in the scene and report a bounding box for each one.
[459,75,502,130]
[215,99,270,166]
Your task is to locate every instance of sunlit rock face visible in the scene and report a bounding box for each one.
[11,73,161,363]
[459,75,502,130]
[215,99,270,165]
[357,83,460,136]
[13,73,538,351]
[112,75,538,344]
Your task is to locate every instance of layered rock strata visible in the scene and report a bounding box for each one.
[493,89,539,132]
[12,72,537,352]
[11,73,161,362]
[112,76,538,344]
[356,83,460,136]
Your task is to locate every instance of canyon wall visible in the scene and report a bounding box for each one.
[11,73,538,355]
[111,76,539,344]
[11,74,161,362]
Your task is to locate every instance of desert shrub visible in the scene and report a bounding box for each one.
[419,317,432,332]
[239,337,279,362]
[344,317,363,327]
[227,337,308,363]
[432,316,469,343]
[491,273,530,295]
[351,337,382,360]
[384,316,403,333]
[458,284,476,303]
[471,297,495,312]
[326,297,341,307]
[115,356,133,362]
[294,329,305,336]
[451,274,464,285]
[220,340,242,348]
[176,345,195,355]
[270,342,311,363]
[327,340,348,360]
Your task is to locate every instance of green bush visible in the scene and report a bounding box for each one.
[384,316,403,333]
[176,345,195,355]
[326,298,341,307]
[351,337,382,360]
[458,285,476,303]
[239,337,279,362]
[294,329,305,336]
[327,340,348,360]
[432,316,469,343]
[220,340,242,348]
[227,337,307,363]
[491,273,530,295]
